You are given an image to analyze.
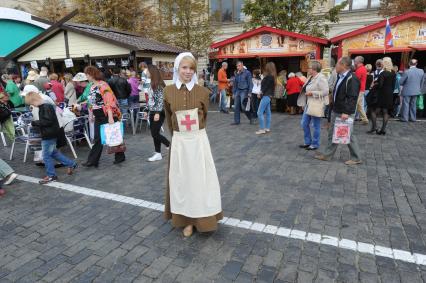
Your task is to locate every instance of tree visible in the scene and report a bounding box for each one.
[72,0,144,32]
[242,0,347,38]
[35,0,70,22]
[71,0,159,37]
[379,0,426,17]
[155,0,218,55]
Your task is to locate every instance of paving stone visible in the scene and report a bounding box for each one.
[220,260,243,281]
[2,113,426,282]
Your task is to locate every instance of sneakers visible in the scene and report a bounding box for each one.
[39,176,58,185]
[148,152,162,162]
[345,160,362,166]
[256,130,266,135]
[4,173,18,185]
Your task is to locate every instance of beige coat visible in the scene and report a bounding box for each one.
[297,73,329,107]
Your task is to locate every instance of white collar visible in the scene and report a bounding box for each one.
[339,70,350,78]
[175,78,195,91]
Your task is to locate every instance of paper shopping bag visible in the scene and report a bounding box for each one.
[100,122,124,146]
[332,117,353,144]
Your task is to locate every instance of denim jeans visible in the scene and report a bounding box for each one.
[233,91,251,124]
[210,85,218,103]
[42,138,75,177]
[128,95,139,108]
[301,108,321,148]
[219,89,227,111]
[257,96,271,129]
[363,90,369,114]
[118,98,129,114]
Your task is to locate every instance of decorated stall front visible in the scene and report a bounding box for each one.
[330,12,426,69]
[209,26,329,74]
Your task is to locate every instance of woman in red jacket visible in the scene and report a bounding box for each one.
[285,72,304,115]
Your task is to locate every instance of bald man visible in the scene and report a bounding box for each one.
[399,59,424,122]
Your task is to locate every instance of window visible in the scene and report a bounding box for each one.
[222,0,233,22]
[334,0,379,10]
[209,0,244,23]
[352,0,368,9]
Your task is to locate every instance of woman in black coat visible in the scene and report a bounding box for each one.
[368,57,396,135]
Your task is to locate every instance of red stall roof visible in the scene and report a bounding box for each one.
[330,12,426,44]
[210,26,329,49]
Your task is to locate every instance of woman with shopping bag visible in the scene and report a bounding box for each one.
[82,66,125,168]
[298,61,329,151]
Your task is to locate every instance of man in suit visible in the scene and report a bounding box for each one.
[315,56,362,165]
[399,59,424,122]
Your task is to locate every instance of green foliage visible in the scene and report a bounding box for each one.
[155,0,218,55]
[72,0,144,31]
[379,0,426,17]
[35,0,70,22]
[242,0,347,37]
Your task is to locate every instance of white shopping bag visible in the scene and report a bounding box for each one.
[245,97,251,112]
[332,117,353,144]
[34,150,43,162]
[100,122,124,146]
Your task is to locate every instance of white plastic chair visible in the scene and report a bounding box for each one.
[63,116,93,159]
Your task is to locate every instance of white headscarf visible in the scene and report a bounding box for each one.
[173,52,198,91]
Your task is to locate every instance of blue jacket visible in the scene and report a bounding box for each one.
[400,67,424,96]
[233,69,253,95]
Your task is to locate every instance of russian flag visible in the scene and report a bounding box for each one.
[385,18,393,50]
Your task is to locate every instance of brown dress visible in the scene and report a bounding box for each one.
[163,83,223,232]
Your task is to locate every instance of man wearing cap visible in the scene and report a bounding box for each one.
[22,85,56,121]
[73,73,92,104]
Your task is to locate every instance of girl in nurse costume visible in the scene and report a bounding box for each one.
[164,52,223,237]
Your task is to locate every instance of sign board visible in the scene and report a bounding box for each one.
[342,19,426,55]
[30,60,38,70]
[121,59,129,67]
[64,58,74,68]
[216,32,318,57]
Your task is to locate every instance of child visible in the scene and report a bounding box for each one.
[25,91,77,184]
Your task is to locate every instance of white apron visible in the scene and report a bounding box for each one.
[169,108,222,218]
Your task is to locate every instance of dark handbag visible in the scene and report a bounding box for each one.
[366,86,378,107]
[0,103,11,123]
[107,143,126,154]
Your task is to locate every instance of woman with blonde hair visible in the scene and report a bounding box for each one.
[368,57,396,135]
[164,52,222,237]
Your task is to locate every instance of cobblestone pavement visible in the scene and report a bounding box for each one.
[1,111,426,282]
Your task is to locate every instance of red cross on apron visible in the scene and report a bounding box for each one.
[180,115,197,131]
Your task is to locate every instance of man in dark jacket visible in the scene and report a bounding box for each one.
[232,61,253,125]
[315,56,362,165]
[108,68,131,111]
[25,92,77,184]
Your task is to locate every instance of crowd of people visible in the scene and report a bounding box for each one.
[0,52,425,237]
[206,56,426,140]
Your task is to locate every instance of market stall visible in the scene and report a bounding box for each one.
[330,12,426,69]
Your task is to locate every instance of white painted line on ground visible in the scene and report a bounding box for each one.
[16,174,426,266]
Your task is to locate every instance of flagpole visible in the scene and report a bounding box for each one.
[384,18,387,54]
